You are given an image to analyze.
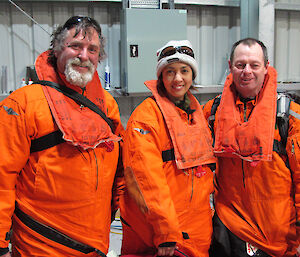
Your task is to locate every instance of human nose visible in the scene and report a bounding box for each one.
[242,64,252,73]
[174,72,183,82]
[78,48,89,62]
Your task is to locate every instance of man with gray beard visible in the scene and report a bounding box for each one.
[65,57,95,86]
[0,16,124,257]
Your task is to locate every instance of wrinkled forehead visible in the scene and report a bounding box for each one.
[233,42,264,62]
[66,27,100,42]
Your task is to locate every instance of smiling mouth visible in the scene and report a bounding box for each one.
[73,64,89,71]
[241,78,253,83]
[74,64,88,68]
[172,85,184,90]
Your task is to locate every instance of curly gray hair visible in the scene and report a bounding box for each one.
[48,16,106,67]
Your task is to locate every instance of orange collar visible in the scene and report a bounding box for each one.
[145,80,216,169]
[35,51,121,149]
[236,95,257,107]
[214,66,277,162]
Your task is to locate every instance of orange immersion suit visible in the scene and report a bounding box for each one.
[0,51,124,256]
[203,67,300,256]
[120,80,215,257]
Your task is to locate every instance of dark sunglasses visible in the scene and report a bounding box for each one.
[62,16,101,31]
[158,46,194,61]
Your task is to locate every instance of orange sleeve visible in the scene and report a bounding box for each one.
[123,99,182,247]
[104,90,125,138]
[0,95,31,248]
[104,91,125,215]
[287,101,300,242]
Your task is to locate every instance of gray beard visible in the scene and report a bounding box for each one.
[65,58,95,87]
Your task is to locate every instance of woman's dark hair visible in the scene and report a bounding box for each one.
[48,16,106,67]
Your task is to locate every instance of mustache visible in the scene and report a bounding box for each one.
[69,58,94,70]
[65,57,95,87]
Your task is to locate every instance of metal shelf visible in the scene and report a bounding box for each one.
[1,83,299,101]
[108,82,300,97]
[0,0,240,6]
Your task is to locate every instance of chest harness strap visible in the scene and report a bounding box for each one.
[14,204,106,256]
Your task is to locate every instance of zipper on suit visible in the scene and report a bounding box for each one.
[76,147,87,160]
[241,160,245,188]
[190,168,194,201]
[93,149,99,190]
[78,87,99,190]
[80,87,87,109]
[241,102,247,188]
[243,103,248,122]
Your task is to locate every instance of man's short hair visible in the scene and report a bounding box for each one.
[229,38,268,66]
[48,16,106,67]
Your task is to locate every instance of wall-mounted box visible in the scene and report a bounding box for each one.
[120,8,187,94]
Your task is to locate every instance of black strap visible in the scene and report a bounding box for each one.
[208,95,221,147]
[174,249,189,257]
[36,80,115,132]
[0,248,9,256]
[210,213,271,257]
[14,204,106,256]
[30,130,64,153]
[273,139,287,156]
[120,216,131,227]
[162,148,175,162]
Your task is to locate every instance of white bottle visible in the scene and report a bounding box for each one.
[20,78,26,87]
[105,65,111,90]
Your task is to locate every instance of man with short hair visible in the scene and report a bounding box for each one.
[204,38,300,257]
[0,16,124,257]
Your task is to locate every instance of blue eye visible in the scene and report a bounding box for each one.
[89,47,99,54]
[68,44,80,50]
[236,63,244,69]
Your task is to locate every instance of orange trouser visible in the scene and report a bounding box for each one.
[11,216,99,257]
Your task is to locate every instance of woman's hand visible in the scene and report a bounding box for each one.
[157,245,176,256]
[296,244,300,257]
[157,242,176,256]
[0,253,11,257]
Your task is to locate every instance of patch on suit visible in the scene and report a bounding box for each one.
[3,106,19,116]
[134,128,150,135]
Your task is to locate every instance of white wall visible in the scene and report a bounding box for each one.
[1,1,300,126]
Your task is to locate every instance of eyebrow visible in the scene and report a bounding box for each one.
[67,41,99,48]
[167,65,189,69]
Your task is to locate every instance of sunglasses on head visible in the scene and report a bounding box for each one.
[158,46,194,61]
[62,16,100,31]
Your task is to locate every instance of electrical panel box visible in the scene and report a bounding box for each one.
[120,8,187,94]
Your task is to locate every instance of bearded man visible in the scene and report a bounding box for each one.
[0,16,124,257]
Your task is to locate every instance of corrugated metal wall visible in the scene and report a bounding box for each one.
[182,4,240,85]
[0,1,300,94]
[0,1,122,93]
[275,8,300,82]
